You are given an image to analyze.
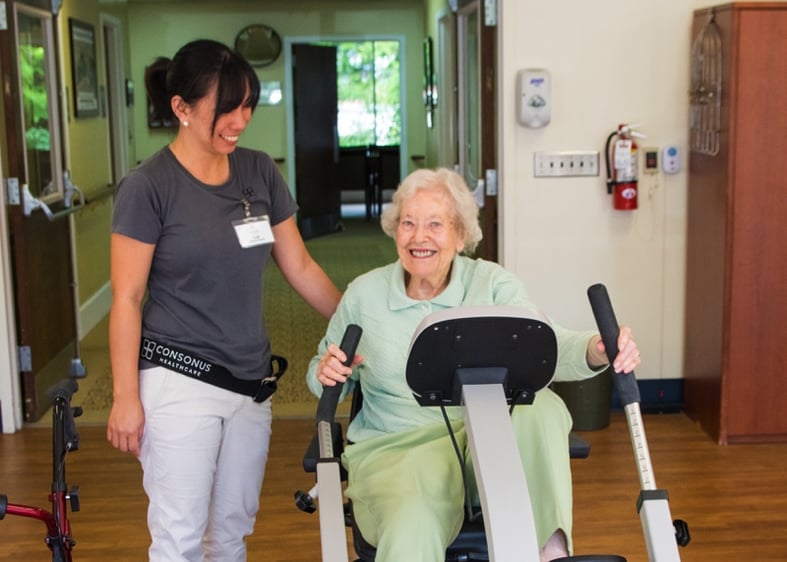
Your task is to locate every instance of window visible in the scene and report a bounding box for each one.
[333,40,401,148]
[15,4,64,200]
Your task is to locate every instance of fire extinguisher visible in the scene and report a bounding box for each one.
[604,124,643,210]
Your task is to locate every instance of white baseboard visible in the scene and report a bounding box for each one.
[79,281,111,340]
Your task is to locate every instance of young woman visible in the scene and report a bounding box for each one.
[107,39,341,561]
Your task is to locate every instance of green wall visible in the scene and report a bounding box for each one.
[57,0,133,304]
[20,0,431,313]
[127,1,428,183]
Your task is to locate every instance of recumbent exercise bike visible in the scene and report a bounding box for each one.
[296,284,689,561]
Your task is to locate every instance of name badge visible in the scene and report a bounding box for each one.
[232,215,275,248]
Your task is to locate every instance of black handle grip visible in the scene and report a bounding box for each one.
[587,283,640,406]
[45,378,79,402]
[316,324,363,424]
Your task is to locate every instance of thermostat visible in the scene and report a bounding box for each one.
[643,147,659,175]
[662,145,680,174]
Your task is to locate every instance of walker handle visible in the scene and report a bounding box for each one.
[316,324,363,425]
[587,283,640,406]
[45,378,79,402]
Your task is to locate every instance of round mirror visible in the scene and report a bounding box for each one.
[235,24,282,68]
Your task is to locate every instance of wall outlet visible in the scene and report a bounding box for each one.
[533,151,600,177]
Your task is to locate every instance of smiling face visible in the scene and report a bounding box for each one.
[396,186,465,300]
[173,84,253,156]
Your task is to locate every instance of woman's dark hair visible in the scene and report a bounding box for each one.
[145,39,261,132]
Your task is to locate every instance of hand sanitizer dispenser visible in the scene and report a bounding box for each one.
[517,68,550,128]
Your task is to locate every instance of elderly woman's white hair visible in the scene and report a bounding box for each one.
[380,167,483,254]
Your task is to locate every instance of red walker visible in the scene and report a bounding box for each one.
[1,379,82,562]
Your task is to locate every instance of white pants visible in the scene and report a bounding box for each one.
[139,367,273,562]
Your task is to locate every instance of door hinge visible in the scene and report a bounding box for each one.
[484,0,497,26]
[485,169,498,196]
[0,3,7,32]
[18,346,32,372]
[6,177,20,205]
[471,179,485,208]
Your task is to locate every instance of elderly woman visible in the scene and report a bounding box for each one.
[307,167,640,562]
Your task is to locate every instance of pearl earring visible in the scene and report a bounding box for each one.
[182,120,189,127]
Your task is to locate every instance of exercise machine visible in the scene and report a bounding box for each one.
[299,284,689,561]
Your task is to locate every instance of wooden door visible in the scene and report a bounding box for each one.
[720,4,787,442]
[684,3,787,444]
[292,43,340,239]
[1,0,80,422]
[457,0,498,261]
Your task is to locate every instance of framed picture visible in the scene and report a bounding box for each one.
[69,19,99,118]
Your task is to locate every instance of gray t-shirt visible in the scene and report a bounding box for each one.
[112,146,297,380]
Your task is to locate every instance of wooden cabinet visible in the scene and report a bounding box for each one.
[684,3,787,444]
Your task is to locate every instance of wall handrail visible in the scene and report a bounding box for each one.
[24,175,114,222]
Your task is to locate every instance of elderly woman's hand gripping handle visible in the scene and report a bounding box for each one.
[588,283,640,406]
[587,283,643,407]
[316,324,363,426]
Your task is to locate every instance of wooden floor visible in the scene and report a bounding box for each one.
[2,412,787,561]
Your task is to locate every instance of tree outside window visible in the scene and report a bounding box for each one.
[333,40,401,148]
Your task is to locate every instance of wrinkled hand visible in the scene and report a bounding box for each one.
[106,396,145,456]
[316,343,363,387]
[589,325,640,374]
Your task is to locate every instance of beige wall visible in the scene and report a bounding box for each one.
[497,0,787,380]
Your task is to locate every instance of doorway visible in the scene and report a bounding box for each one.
[456,0,498,261]
[1,0,82,424]
[285,36,408,237]
[291,43,340,239]
[101,14,129,185]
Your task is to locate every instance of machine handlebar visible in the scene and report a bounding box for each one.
[587,283,641,406]
[316,324,362,425]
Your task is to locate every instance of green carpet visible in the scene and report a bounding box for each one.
[54,217,396,425]
[265,217,397,416]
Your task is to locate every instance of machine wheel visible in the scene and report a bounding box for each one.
[552,554,626,562]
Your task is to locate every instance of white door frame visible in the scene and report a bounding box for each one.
[0,154,23,434]
[101,13,129,183]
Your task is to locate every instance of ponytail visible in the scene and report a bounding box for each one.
[145,57,174,127]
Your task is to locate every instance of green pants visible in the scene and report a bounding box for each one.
[342,388,574,562]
